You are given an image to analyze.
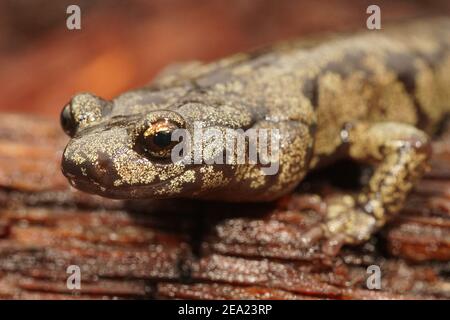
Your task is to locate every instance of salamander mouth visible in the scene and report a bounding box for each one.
[61,149,195,199]
[64,168,188,199]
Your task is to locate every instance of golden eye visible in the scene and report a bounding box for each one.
[138,119,180,158]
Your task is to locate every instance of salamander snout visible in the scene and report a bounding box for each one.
[61,148,117,190]
[60,122,191,199]
[60,124,135,195]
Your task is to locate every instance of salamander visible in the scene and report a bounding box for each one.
[60,18,450,246]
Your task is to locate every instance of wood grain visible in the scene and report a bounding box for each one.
[0,114,449,299]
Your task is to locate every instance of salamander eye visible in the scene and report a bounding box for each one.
[60,103,77,137]
[60,93,112,137]
[138,119,180,158]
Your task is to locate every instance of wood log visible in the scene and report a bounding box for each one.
[0,113,449,299]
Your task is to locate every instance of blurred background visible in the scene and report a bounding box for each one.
[0,0,449,118]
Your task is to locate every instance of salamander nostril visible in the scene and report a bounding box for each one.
[82,152,117,186]
[61,158,83,180]
[96,157,110,174]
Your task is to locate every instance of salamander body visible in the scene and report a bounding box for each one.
[60,18,450,245]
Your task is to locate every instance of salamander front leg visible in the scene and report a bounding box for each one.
[322,122,431,251]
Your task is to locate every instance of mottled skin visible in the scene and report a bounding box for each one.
[61,18,450,246]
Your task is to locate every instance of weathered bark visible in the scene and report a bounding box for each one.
[0,114,449,299]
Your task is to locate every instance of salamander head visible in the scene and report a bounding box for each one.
[60,92,275,200]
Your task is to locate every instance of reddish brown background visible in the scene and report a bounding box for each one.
[0,0,449,118]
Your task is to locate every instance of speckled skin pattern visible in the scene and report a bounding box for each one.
[61,18,450,245]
